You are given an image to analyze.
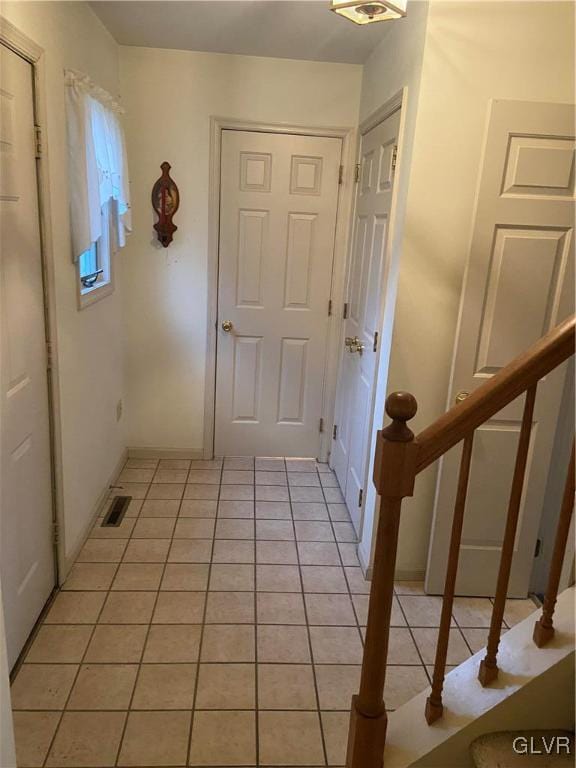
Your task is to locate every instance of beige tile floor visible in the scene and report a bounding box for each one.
[11,456,539,767]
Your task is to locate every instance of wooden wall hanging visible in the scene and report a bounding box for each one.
[152,162,180,247]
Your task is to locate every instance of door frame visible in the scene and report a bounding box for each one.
[0,17,64,583]
[333,89,410,572]
[204,116,357,460]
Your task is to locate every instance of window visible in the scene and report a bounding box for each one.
[65,70,131,309]
[77,201,113,306]
[79,243,99,287]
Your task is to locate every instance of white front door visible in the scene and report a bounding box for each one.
[331,109,401,531]
[0,44,55,668]
[215,130,341,457]
[426,100,575,597]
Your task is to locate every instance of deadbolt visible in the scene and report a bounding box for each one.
[221,320,233,333]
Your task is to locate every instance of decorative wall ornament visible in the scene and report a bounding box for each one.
[152,162,180,247]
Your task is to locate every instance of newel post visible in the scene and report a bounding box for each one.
[346,392,419,768]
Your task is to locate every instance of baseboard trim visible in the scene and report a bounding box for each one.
[128,447,204,460]
[356,544,424,585]
[357,542,373,580]
[394,569,426,582]
[60,448,128,582]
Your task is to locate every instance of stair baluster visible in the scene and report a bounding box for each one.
[425,432,474,724]
[533,440,575,647]
[478,384,537,686]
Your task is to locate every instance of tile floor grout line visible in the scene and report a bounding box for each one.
[394,591,437,689]
[319,471,365,645]
[19,463,355,767]
[252,458,260,768]
[318,464,364,766]
[16,658,435,667]
[36,476,132,766]
[113,476,180,767]
[451,611,480,660]
[288,464,330,768]
[14,456,536,766]
[186,462,222,768]
[40,555,115,768]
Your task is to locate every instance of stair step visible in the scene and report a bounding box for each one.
[383,587,575,768]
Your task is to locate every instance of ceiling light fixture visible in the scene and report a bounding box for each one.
[330,0,407,24]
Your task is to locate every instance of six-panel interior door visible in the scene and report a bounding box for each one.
[0,44,55,668]
[426,99,575,597]
[215,130,341,457]
[331,109,401,531]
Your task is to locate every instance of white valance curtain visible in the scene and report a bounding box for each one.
[65,69,131,262]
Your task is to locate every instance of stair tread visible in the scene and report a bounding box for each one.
[470,730,575,767]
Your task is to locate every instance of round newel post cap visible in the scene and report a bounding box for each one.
[385,391,417,423]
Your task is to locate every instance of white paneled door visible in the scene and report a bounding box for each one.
[426,100,575,597]
[0,44,55,667]
[215,130,341,457]
[331,108,401,531]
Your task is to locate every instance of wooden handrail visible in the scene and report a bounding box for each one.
[348,317,576,768]
[416,315,575,473]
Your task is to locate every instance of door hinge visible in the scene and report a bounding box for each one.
[354,164,361,183]
[391,145,398,172]
[46,340,53,371]
[343,302,349,319]
[319,418,324,433]
[328,299,333,316]
[52,521,60,545]
[333,424,338,440]
[373,331,379,352]
[338,165,344,185]
[34,125,43,159]
[534,538,542,558]
[358,488,363,507]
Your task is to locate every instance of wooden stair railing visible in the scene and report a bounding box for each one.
[346,315,575,768]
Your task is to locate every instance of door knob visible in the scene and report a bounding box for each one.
[455,390,470,404]
[221,320,233,333]
[345,336,364,355]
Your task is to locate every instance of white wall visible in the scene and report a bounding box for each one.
[119,47,362,452]
[0,1,126,563]
[385,0,575,575]
[355,1,430,570]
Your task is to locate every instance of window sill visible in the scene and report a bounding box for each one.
[78,278,114,310]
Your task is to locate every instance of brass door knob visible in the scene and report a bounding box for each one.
[455,390,470,404]
[346,336,364,355]
[221,320,233,333]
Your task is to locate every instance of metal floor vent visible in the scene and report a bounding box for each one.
[101,495,131,527]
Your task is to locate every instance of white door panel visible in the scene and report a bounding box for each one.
[332,351,353,490]
[426,100,575,597]
[0,44,55,668]
[215,130,341,457]
[331,109,401,533]
[344,371,371,530]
